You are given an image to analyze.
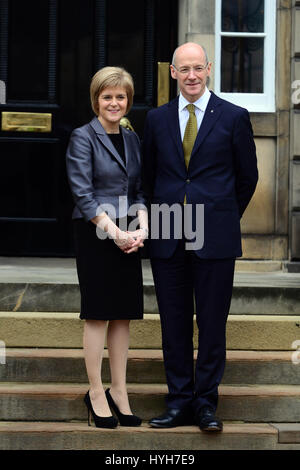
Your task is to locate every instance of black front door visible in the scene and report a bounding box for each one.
[0,0,178,256]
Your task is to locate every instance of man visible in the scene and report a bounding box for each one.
[143,43,258,432]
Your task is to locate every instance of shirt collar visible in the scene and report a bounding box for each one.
[179,87,211,113]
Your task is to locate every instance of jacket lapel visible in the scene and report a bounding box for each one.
[122,128,131,168]
[166,93,224,167]
[166,97,185,166]
[191,91,223,158]
[89,117,127,173]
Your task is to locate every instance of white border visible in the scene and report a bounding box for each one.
[215,0,276,112]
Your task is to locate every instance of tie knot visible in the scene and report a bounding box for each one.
[186,104,195,114]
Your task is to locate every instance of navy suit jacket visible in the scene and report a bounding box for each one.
[66,117,146,222]
[143,91,258,259]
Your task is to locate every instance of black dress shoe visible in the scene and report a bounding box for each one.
[83,391,118,429]
[149,408,194,428]
[105,389,142,427]
[196,406,223,432]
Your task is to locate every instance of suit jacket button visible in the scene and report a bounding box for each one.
[186,179,191,184]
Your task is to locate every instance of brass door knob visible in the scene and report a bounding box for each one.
[120,117,135,131]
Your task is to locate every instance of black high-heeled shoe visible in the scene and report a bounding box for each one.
[105,388,142,427]
[84,391,118,428]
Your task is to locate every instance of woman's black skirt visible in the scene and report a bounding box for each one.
[73,218,143,320]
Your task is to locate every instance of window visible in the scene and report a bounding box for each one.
[215,0,276,112]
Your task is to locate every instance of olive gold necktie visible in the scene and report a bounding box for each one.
[183,104,197,203]
[183,104,197,169]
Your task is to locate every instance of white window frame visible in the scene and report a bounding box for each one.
[214,0,276,112]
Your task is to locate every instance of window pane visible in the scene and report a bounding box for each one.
[221,37,264,93]
[222,0,264,33]
[107,0,144,99]
[8,0,49,101]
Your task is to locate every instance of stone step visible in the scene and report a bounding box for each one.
[2,277,300,316]
[0,258,299,315]
[2,349,300,385]
[1,383,300,423]
[1,312,300,349]
[0,421,284,451]
[272,423,300,444]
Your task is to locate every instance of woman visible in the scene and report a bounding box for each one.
[66,67,148,428]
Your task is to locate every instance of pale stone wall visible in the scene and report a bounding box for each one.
[290,1,300,258]
[177,0,294,260]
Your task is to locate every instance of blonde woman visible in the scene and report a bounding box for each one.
[66,67,148,428]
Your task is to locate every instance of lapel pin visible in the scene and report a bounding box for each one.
[211,109,214,113]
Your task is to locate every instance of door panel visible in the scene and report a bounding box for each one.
[0,0,178,255]
[107,0,146,98]
[8,0,49,101]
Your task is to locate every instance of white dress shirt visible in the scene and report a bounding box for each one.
[178,87,211,141]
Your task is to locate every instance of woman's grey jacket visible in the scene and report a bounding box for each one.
[66,116,146,221]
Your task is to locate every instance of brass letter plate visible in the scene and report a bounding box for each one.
[1,112,52,132]
[157,62,170,107]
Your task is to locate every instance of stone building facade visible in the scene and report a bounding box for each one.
[178,0,299,263]
[291,0,300,260]
[0,0,298,262]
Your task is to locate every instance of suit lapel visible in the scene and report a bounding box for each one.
[89,117,127,173]
[166,97,185,165]
[166,93,224,167]
[191,91,223,158]
[122,128,130,168]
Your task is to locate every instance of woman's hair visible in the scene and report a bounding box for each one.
[90,66,134,115]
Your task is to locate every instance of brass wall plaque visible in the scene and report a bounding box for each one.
[157,62,170,107]
[1,112,52,132]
